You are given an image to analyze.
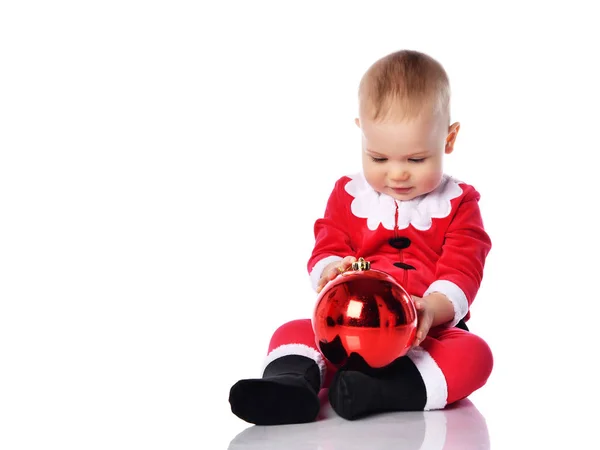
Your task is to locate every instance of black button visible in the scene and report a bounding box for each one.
[393,262,416,270]
[388,237,411,249]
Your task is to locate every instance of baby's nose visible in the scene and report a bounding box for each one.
[388,165,410,181]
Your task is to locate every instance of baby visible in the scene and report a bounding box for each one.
[229,49,493,425]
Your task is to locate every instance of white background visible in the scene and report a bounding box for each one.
[1,1,598,448]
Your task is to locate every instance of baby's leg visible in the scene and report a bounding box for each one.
[329,327,493,419]
[418,326,493,407]
[229,319,335,425]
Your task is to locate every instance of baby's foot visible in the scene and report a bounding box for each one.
[229,374,320,425]
[329,355,427,420]
[328,370,380,420]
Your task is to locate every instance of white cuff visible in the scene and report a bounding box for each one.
[407,346,448,410]
[424,280,468,327]
[262,344,326,387]
[309,255,343,291]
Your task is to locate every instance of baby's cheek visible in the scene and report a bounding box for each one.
[363,166,382,188]
[424,169,444,192]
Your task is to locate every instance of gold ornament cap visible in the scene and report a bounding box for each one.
[351,257,371,271]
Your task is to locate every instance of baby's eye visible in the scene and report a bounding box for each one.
[371,157,387,163]
[408,158,426,163]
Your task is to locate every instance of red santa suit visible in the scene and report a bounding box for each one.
[263,172,493,411]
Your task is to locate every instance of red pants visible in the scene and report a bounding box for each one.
[263,319,493,410]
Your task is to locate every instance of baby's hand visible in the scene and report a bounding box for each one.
[316,256,357,293]
[411,295,434,348]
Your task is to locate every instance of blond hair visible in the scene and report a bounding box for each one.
[358,50,451,122]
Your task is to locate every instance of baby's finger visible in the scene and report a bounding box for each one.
[326,264,345,281]
[316,278,327,293]
[413,308,429,346]
[318,271,336,292]
[414,299,425,312]
[415,324,427,345]
[328,268,340,280]
[342,256,357,268]
[413,330,426,347]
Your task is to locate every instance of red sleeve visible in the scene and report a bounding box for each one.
[307,177,356,282]
[428,186,492,308]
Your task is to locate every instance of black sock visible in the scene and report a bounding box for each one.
[229,354,321,425]
[328,355,426,420]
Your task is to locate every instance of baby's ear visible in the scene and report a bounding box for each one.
[445,122,460,154]
[354,118,360,128]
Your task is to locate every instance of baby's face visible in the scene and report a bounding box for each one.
[358,110,456,201]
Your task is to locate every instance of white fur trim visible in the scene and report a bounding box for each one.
[262,344,326,387]
[407,346,448,410]
[309,255,343,292]
[344,172,463,231]
[424,280,468,327]
[419,410,448,450]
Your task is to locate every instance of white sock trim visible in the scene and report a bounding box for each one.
[407,346,448,410]
[424,280,468,327]
[262,343,326,387]
[309,255,343,291]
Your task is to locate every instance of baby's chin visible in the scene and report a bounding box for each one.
[389,192,421,201]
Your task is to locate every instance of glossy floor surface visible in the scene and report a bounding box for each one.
[222,384,595,450]
[228,391,489,450]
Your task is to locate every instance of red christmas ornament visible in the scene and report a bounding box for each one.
[312,258,417,369]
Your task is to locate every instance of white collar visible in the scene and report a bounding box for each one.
[344,172,463,231]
